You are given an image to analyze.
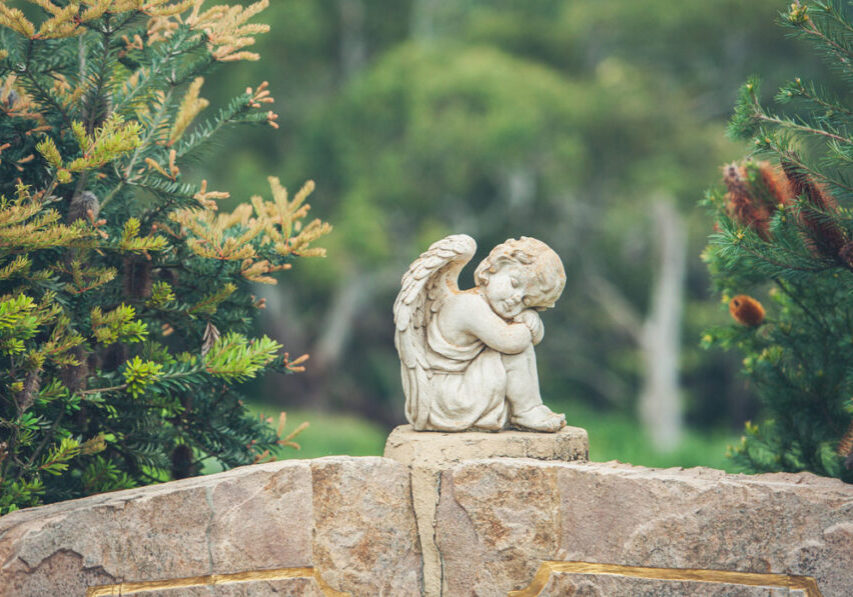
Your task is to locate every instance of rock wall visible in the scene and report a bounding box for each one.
[0,457,421,596]
[436,460,852,596]
[1,434,851,596]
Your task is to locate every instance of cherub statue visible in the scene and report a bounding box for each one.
[394,234,567,432]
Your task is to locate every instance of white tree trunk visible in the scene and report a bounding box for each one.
[339,0,366,79]
[409,0,437,40]
[638,198,687,451]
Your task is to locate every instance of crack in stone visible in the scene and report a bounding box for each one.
[204,485,216,576]
[435,470,446,597]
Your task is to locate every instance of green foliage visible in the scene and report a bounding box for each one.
[91,304,148,344]
[0,1,330,513]
[122,355,163,398]
[223,0,805,429]
[703,1,853,481]
[203,333,282,381]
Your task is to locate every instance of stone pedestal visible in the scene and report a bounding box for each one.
[383,425,589,597]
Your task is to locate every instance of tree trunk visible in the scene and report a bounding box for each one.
[638,198,687,451]
[339,0,366,79]
[409,0,437,40]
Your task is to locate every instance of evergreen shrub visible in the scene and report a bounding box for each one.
[703,0,852,481]
[0,0,330,513]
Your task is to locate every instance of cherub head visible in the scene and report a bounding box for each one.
[473,237,566,319]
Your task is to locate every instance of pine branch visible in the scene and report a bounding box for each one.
[83,17,118,135]
[174,94,257,159]
[19,40,72,129]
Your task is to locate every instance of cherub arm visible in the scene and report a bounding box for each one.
[515,309,544,345]
[443,293,532,354]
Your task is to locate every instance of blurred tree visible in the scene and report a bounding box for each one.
[196,1,831,445]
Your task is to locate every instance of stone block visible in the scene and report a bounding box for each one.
[384,424,588,597]
[384,424,589,467]
[310,457,422,596]
[0,457,421,597]
[435,460,853,597]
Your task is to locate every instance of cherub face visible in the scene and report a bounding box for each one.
[482,264,529,320]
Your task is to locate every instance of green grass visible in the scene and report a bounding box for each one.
[230,400,742,473]
[244,405,388,460]
[561,402,741,472]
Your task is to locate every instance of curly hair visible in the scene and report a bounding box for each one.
[474,237,566,310]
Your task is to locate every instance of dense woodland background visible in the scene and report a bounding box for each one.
[178,0,832,461]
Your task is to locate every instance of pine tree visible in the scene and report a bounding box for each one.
[702,1,853,481]
[0,1,330,513]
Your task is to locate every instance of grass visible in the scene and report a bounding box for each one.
[233,400,742,473]
[562,402,740,472]
[244,405,388,460]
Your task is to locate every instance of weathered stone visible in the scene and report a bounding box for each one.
[435,460,853,597]
[535,574,803,596]
[384,424,589,466]
[506,561,819,596]
[310,457,422,596]
[207,463,313,573]
[0,457,420,597]
[103,577,326,597]
[384,424,588,597]
[3,449,851,597]
[0,548,116,597]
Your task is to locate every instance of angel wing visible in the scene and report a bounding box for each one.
[393,234,477,429]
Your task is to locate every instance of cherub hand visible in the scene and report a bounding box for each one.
[514,309,544,345]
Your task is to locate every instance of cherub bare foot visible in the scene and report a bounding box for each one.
[510,404,566,432]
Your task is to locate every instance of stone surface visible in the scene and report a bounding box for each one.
[0,457,421,597]
[129,581,324,597]
[535,575,804,596]
[384,425,588,597]
[3,451,852,597]
[97,577,326,597]
[384,424,589,466]
[311,457,422,595]
[435,460,853,597]
[507,562,818,596]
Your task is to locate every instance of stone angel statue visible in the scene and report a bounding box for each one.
[393,234,567,432]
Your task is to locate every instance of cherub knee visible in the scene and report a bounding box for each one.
[500,343,535,369]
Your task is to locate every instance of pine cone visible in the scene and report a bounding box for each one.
[81,91,112,134]
[170,444,197,480]
[60,346,89,393]
[729,294,765,327]
[781,158,848,260]
[839,242,853,271]
[67,191,100,224]
[723,162,773,240]
[15,371,40,413]
[123,258,152,298]
[102,343,128,372]
[757,161,794,206]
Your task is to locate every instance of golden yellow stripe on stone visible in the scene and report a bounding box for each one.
[86,566,349,597]
[508,561,823,597]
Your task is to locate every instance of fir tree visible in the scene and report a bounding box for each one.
[703,1,853,481]
[0,0,330,513]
